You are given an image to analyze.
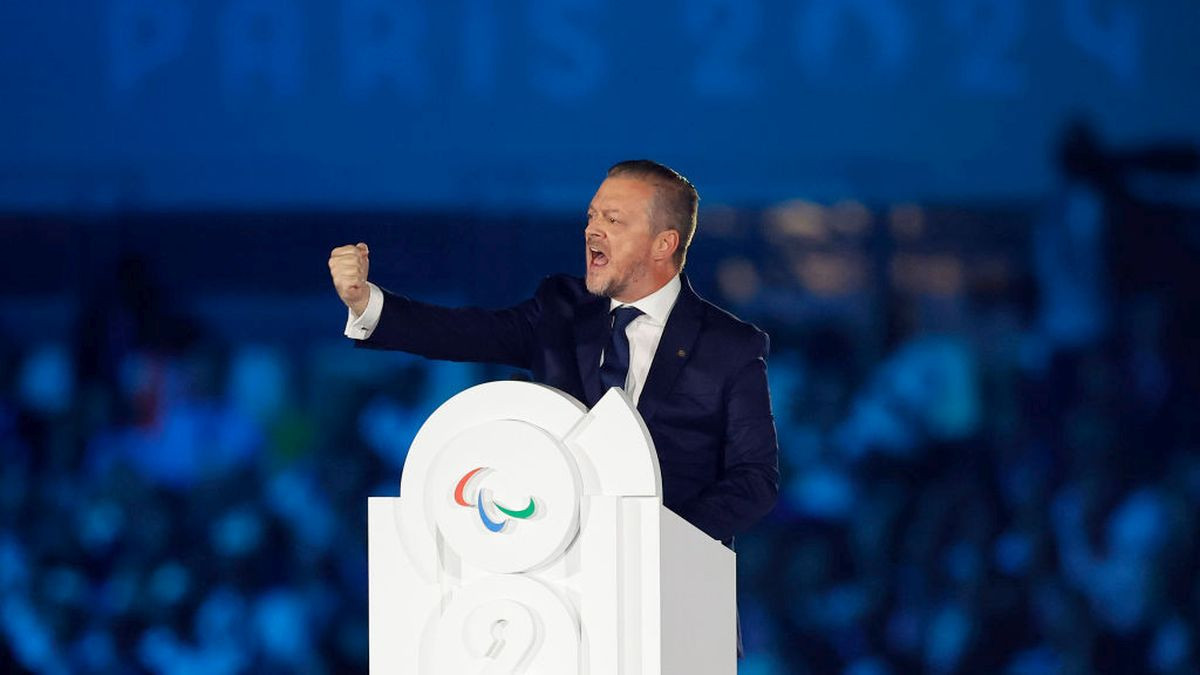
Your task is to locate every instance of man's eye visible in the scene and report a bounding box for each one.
[608,217,619,224]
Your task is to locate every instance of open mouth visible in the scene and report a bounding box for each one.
[588,246,609,267]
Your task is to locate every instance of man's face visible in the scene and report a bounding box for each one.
[585,176,658,301]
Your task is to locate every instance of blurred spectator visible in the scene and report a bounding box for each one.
[2,141,1199,671]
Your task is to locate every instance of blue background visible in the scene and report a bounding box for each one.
[3,1,1200,673]
[3,0,1199,208]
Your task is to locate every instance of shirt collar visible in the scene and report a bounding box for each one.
[609,274,681,325]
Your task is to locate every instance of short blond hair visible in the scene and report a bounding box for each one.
[607,160,698,270]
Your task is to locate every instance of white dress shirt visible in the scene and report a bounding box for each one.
[603,275,681,405]
[344,282,385,340]
[345,275,683,405]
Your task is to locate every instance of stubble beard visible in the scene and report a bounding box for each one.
[586,270,618,298]
[587,260,645,299]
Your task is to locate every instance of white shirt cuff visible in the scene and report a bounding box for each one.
[344,282,384,340]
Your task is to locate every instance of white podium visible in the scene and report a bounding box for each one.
[368,381,736,674]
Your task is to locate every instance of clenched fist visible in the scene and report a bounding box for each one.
[329,242,371,316]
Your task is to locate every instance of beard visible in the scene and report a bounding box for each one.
[586,260,646,299]
[585,271,619,298]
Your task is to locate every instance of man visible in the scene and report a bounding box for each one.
[328,160,778,544]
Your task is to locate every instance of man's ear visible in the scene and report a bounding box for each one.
[655,229,679,262]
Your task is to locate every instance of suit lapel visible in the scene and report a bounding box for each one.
[574,295,610,406]
[637,274,703,423]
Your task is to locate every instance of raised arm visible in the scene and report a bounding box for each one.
[328,242,539,369]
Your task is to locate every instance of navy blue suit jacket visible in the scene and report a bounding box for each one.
[357,273,779,542]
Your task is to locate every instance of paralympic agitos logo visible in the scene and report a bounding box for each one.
[453,467,537,533]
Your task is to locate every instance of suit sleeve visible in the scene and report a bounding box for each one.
[353,287,540,370]
[674,332,780,541]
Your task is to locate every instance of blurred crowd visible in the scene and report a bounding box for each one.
[0,253,506,673]
[2,131,1200,674]
[736,126,1200,674]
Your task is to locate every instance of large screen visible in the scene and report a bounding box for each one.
[2,0,1197,209]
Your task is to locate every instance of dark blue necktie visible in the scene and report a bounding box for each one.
[599,306,643,393]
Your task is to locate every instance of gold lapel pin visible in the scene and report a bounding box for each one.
[677,349,687,358]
